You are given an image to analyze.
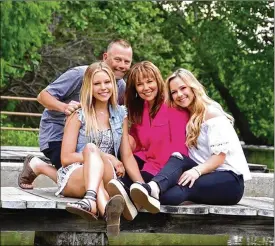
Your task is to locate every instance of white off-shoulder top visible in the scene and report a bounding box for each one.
[188,115,251,181]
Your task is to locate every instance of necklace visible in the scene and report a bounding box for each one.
[96,110,108,116]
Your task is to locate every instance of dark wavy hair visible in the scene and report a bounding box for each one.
[125,61,164,124]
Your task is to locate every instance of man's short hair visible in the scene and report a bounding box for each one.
[107,39,132,51]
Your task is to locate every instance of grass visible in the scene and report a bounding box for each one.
[2,231,273,246]
[1,130,39,147]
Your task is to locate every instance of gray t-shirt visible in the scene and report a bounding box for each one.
[39,65,126,151]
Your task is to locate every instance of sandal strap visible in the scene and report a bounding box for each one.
[76,199,92,211]
[72,197,99,217]
[84,190,97,201]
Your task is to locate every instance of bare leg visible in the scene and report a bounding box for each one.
[98,154,119,215]
[102,158,117,187]
[20,157,57,189]
[63,144,124,235]
[63,143,106,215]
[31,157,57,181]
[97,181,109,216]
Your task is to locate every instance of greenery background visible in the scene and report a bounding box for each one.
[0,0,274,146]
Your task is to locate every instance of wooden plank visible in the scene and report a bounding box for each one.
[159,204,209,215]
[239,197,273,210]
[1,162,23,171]
[1,151,49,162]
[121,213,274,237]
[0,194,26,209]
[209,205,257,216]
[258,210,274,217]
[1,187,55,209]
[26,188,209,214]
[24,188,80,209]
[248,163,267,172]
[239,197,274,217]
[245,196,273,203]
[1,150,45,158]
[1,146,41,152]
[1,186,273,218]
[0,208,106,232]
[1,209,273,237]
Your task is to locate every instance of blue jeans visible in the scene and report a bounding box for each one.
[151,154,244,205]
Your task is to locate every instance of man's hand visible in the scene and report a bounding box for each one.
[64,100,81,116]
[109,158,125,178]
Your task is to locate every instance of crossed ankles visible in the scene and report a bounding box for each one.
[130,182,160,214]
[66,190,99,220]
[66,190,125,237]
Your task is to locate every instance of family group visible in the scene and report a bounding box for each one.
[18,39,251,236]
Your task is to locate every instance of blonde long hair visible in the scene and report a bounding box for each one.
[125,61,164,124]
[166,68,234,148]
[80,61,117,137]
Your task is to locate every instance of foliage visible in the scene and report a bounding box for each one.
[1,0,273,145]
[157,1,274,144]
[0,1,59,88]
[0,1,59,128]
[1,130,39,147]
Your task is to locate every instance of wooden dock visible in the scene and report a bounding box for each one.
[0,146,274,245]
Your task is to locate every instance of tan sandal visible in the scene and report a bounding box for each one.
[18,155,37,189]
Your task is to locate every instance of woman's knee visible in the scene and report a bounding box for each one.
[83,143,99,158]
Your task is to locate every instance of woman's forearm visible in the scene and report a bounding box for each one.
[124,155,144,182]
[61,152,84,167]
[197,153,225,175]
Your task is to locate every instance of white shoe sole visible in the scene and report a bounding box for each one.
[130,183,160,214]
[107,179,138,221]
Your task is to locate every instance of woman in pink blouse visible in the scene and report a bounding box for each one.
[129,68,251,213]
[107,61,189,220]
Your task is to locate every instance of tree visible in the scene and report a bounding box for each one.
[1,0,273,145]
[157,1,274,145]
[0,1,59,127]
[1,1,59,89]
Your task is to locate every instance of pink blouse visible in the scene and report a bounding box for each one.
[130,101,189,175]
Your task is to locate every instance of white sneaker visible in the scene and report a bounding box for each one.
[107,179,138,221]
[130,182,160,214]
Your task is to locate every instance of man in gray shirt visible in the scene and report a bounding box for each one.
[18,39,133,189]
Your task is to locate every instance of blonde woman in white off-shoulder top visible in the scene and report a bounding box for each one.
[129,68,251,213]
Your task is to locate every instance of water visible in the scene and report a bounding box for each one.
[1,232,274,245]
[243,147,274,171]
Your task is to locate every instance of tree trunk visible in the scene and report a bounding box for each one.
[210,72,267,145]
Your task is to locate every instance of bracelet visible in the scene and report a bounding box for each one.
[193,167,202,176]
[108,159,114,167]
